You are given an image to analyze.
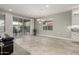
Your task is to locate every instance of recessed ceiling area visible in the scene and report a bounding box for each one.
[0,4,78,18]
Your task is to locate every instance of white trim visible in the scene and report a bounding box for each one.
[37,34,79,42]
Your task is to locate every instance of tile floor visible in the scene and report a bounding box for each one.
[14,35,79,55]
[12,43,31,55]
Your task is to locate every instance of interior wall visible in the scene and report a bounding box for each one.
[30,18,34,35]
[35,11,72,39]
[0,14,5,34]
[71,10,79,42]
[0,11,13,37]
[5,13,13,37]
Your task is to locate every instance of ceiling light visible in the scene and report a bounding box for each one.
[9,9,13,11]
[45,5,49,7]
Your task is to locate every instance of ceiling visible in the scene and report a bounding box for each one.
[0,4,78,18]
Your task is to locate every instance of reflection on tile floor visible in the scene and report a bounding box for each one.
[14,35,79,55]
[12,43,31,55]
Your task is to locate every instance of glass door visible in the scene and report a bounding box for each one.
[13,17,23,37]
[23,20,30,35]
[13,17,31,37]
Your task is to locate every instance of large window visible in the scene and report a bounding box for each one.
[43,20,53,30]
[13,17,30,37]
[13,17,23,36]
[23,20,30,33]
[0,14,5,34]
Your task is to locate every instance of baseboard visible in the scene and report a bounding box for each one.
[37,34,77,42]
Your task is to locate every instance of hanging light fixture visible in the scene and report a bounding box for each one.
[37,18,46,23]
[36,7,47,23]
[39,21,42,23]
[37,19,40,21]
[41,18,45,22]
[72,8,79,16]
[37,18,42,23]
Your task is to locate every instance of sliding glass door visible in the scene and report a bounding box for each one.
[13,17,30,37]
[23,20,30,35]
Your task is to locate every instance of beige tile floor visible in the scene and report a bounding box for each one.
[12,43,31,55]
[14,35,79,55]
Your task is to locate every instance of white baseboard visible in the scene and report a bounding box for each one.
[37,34,78,42]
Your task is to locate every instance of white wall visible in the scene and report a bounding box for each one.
[71,9,79,42]
[30,19,34,35]
[5,13,13,37]
[35,11,72,39]
[0,14,5,34]
[0,11,13,37]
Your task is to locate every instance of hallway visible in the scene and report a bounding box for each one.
[14,35,79,55]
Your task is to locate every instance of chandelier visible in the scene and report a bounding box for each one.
[37,18,46,23]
